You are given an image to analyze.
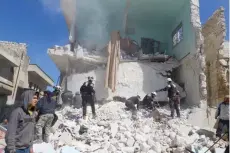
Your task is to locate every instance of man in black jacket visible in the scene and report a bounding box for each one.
[156,78,178,118]
[80,77,96,119]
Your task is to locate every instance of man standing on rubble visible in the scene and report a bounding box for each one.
[35,90,56,143]
[80,77,96,120]
[156,78,179,118]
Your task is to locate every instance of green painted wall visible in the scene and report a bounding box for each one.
[167,1,196,60]
[127,24,170,53]
[74,0,195,57]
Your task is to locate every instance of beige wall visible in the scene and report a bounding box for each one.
[202,7,228,107]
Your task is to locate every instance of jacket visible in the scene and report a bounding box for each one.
[80,82,88,96]
[85,82,95,96]
[5,90,36,151]
[142,94,154,108]
[37,94,56,115]
[158,84,177,98]
[127,96,141,109]
[215,102,229,120]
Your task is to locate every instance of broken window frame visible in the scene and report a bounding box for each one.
[172,22,183,47]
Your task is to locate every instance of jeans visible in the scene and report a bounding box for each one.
[5,147,30,153]
[216,119,229,137]
[16,148,30,153]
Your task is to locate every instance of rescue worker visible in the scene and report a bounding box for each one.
[35,90,56,143]
[156,78,178,118]
[125,95,141,111]
[215,95,229,138]
[125,95,141,119]
[81,77,96,120]
[5,89,38,153]
[142,92,158,110]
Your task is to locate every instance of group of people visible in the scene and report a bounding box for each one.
[4,87,60,153]
[125,78,181,119]
[2,76,229,153]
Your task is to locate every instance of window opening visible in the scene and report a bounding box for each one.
[172,23,183,47]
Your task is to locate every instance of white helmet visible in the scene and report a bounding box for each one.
[151,92,157,96]
[167,78,172,82]
[54,85,62,90]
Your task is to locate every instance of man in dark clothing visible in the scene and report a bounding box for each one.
[35,91,56,143]
[5,90,38,153]
[215,95,229,138]
[125,95,141,111]
[156,78,178,118]
[80,77,96,120]
[142,92,158,110]
[125,95,141,119]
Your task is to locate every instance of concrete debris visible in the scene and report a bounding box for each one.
[31,101,227,153]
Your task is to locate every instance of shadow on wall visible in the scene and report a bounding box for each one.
[138,62,168,101]
[67,66,109,104]
[94,67,109,103]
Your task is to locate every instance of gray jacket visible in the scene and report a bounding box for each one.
[5,90,36,151]
[215,102,229,120]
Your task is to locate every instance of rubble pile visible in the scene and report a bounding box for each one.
[33,102,227,153]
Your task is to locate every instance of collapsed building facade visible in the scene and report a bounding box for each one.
[48,0,228,128]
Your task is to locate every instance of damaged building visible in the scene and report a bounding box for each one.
[0,41,54,121]
[49,0,206,105]
[48,0,229,129]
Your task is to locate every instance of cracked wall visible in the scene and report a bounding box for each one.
[202,7,229,107]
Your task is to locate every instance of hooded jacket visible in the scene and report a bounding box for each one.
[5,90,36,151]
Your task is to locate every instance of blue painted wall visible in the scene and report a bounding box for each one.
[167,1,196,60]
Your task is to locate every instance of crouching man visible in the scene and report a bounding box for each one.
[5,89,38,153]
[142,92,158,110]
[125,95,141,119]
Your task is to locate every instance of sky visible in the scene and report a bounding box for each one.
[0,0,229,85]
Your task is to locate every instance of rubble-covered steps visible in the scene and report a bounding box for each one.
[66,60,186,102]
